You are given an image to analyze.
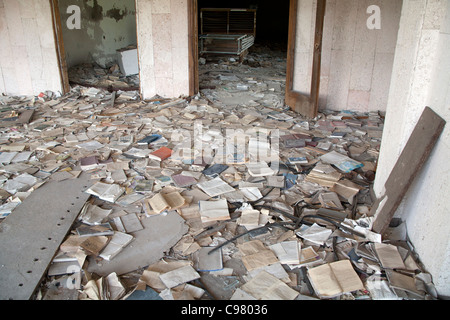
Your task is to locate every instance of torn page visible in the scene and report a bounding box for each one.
[373,243,406,269]
[199,199,230,223]
[197,177,235,197]
[85,182,125,203]
[296,223,332,246]
[241,271,299,300]
[159,265,201,289]
[320,150,363,173]
[269,241,301,265]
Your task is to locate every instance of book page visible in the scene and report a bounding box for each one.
[241,250,279,271]
[197,177,235,197]
[330,260,365,294]
[148,193,170,213]
[86,182,111,198]
[199,199,230,222]
[307,263,343,298]
[164,192,186,210]
[374,243,406,269]
[242,271,298,300]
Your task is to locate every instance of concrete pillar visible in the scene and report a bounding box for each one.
[136,0,190,99]
[0,0,62,96]
[374,0,450,298]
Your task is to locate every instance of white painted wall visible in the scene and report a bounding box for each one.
[0,0,62,96]
[135,0,190,99]
[374,0,450,298]
[293,0,402,113]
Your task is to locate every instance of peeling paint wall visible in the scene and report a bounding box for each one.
[0,0,62,96]
[58,0,138,68]
[293,0,402,112]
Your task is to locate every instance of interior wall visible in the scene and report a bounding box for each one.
[0,0,62,96]
[136,0,190,99]
[58,0,137,69]
[293,0,402,113]
[374,0,450,298]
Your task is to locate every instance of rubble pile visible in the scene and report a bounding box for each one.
[0,47,438,301]
[68,63,140,90]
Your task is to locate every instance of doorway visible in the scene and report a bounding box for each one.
[188,0,325,118]
[50,0,140,94]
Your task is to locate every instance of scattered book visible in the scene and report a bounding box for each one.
[202,163,228,178]
[171,174,197,188]
[147,191,187,215]
[197,177,235,197]
[246,162,275,177]
[0,152,18,164]
[78,203,112,226]
[99,232,134,261]
[330,131,346,139]
[307,260,365,299]
[76,222,115,237]
[155,175,173,187]
[114,213,144,233]
[288,157,308,164]
[80,236,110,256]
[199,199,230,223]
[284,139,306,148]
[124,147,152,159]
[137,134,162,145]
[193,247,223,272]
[134,179,154,193]
[85,182,125,203]
[80,156,99,171]
[148,147,172,161]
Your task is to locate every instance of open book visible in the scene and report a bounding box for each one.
[307,260,365,299]
[146,191,187,215]
[85,182,125,203]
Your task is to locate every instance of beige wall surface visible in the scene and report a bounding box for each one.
[293,0,402,113]
[136,0,190,99]
[0,0,190,99]
[374,0,450,298]
[0,0,62,96]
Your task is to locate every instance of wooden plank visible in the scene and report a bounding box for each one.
[0,173,92,300]
[310,0,326,115]
[49,0,70,95]
[188,0,199,96]
[285,0,300,104]
[371,107,446,234]
[285,0,326,119]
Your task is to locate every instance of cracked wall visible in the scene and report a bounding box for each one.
[58,0,138,68]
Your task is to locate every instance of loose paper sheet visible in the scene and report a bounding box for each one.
[374,243,406,269]
[239,240,279,271]
[241,271,298,300]
[159,265,201,289]
[307,260,364,298]
[197,177,235,197]
[199,199,230,223]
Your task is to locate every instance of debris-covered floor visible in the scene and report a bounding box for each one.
[0,45,438,301]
